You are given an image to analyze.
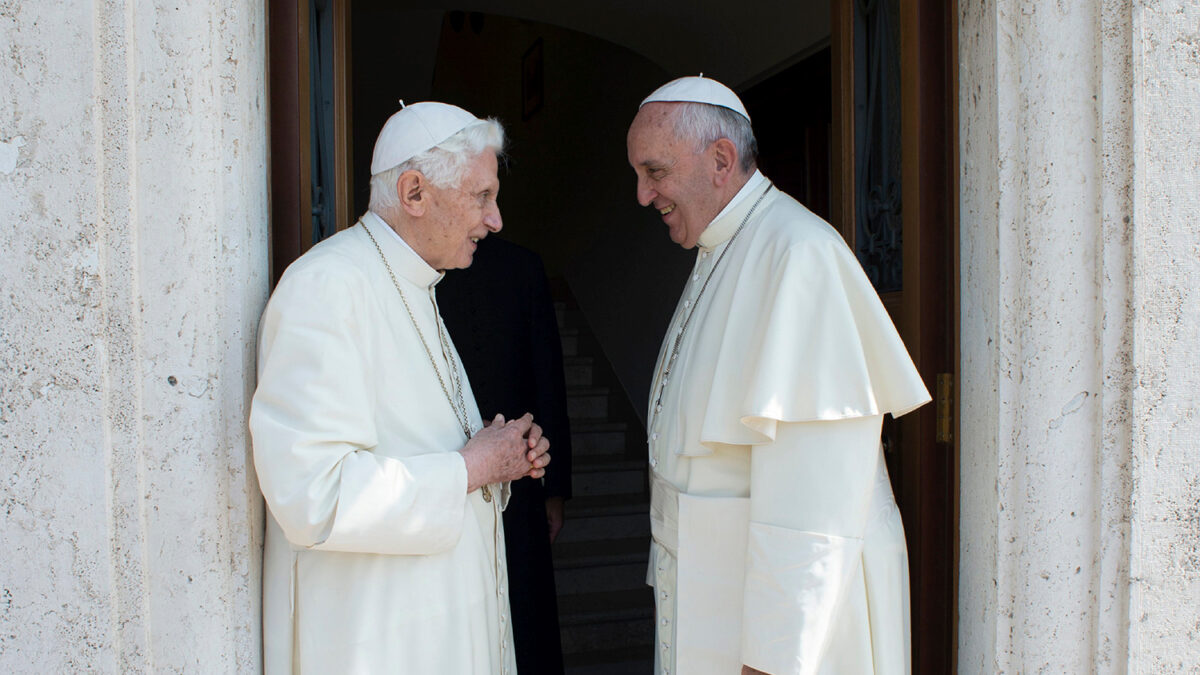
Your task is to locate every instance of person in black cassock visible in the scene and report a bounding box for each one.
[438,234,572,675]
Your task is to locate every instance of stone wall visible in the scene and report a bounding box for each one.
[959,0,1198,671]
[0,1,268,671]
[1127,1,1200,670]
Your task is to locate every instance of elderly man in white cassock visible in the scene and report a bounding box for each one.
[250,102,551,674]
[627,77,931,675]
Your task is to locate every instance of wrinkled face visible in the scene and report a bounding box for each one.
[420,151,502,270]
[627,103,724,249]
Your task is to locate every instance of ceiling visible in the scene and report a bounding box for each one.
[370,1,832,88]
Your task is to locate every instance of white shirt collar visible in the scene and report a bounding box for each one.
[698,170,768,249]
[362,211,445,288]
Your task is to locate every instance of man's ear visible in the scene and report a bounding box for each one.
[397,170,428,217]
[710,138,738,187]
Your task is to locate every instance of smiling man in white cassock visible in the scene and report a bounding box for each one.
[627,77,932,675]
[250,102,551,674]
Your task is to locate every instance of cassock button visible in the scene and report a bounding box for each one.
[650,457,658,468]
[692,274,699,281]
[661,618,669,626]
[652,433,658,440]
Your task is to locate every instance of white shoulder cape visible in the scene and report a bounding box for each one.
[687,190,931,452]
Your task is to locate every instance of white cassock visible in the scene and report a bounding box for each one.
[647,171,931,675]
[250,212,517,675]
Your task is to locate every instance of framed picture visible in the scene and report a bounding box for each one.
[522,38,544,120]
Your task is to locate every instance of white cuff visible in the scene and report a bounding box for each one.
[741,523,864,675]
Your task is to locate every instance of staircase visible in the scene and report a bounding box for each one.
[553,300,655,675]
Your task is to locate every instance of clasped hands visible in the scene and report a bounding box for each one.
[460,412,551,493]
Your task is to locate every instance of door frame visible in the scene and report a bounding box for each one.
[267,0,962,667]
[831,0,960,670]
[267,0,354,285]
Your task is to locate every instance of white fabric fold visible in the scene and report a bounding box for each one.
[741,525,865,675]
[861,457,912,674]
[675,492,751,675]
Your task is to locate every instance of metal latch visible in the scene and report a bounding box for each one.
[936,373,953,443]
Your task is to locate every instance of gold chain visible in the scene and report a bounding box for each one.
[650,183,773,430]
[362,219,506,663]
[360,222,493,502]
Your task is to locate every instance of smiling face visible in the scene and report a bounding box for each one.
[627,103,727,249]
[414,151,502,271]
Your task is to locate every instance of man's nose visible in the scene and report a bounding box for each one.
[484,205,502,233]
[636,178,656,207]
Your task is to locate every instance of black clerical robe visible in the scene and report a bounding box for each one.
[438,235,572,675]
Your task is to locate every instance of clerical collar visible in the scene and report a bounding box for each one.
[698,170,768,250]
[361,211,444,289]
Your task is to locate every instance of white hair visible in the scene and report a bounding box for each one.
[369,118,506,213]
[671,102,758,172]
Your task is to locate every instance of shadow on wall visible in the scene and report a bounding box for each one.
[353,10,691,426]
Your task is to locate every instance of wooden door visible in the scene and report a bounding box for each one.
[267,0,354,285]
[832,0,959,671]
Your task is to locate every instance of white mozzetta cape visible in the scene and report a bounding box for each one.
[647,173,930,675]
[250,213,516,675]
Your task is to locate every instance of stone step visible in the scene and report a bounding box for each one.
[554,536,648,569]
[559,588,655,653]
[564,645,654,675]
[574,454,643,471]
[567,387,609,420]
[557,306,584,331]
[555,561,648,595]
[551,291,655,672]
[573,464,645,497]
[560,327,579,357]
[563,494,650,520]
[558,587,655,626]
[563,356,595,388]
[555,511,650,544]
[571,421,629,456]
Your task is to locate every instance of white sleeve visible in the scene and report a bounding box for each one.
[740,414,883,674]
[249,265,468,556]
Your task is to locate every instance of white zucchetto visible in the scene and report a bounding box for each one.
[640,75,751,122]
[370,101,481,175]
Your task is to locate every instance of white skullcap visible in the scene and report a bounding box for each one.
[640,75,751,122]
[370,101,481,175]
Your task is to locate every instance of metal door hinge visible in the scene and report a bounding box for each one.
[936,373,953,443]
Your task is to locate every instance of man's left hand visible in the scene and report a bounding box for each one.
[521,416,551,479]
[545,496,565,543]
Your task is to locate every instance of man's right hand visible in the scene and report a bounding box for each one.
[460,413,551,493]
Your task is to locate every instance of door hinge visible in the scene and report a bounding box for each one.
[936,373,953,443]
